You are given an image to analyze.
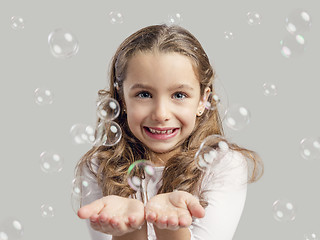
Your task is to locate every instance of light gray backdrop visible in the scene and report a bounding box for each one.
[1,0,319,239]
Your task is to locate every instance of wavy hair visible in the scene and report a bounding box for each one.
[75,24,264,207]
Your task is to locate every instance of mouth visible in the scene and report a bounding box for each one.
[143,127,179,140]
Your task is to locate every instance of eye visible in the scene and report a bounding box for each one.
[136,91,152,98]
[173,92,187,99]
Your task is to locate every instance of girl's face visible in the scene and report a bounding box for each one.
[122,51,210,155]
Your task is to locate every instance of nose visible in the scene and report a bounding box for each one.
[151,98,170,122]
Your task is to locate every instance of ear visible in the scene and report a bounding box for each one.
[197,87,211,116]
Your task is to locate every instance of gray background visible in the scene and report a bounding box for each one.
[1,0,319,239]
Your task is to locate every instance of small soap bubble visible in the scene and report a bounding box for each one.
[127,160,156,191]
[280,33,306,58]
[205,92,222,111]
[247,11,261,26]
[224,104,251,131]
[34,88,54,106]
[224,31,234,40]
[300,137,320,160]
[195,135,229,172]
[40,204,54,218]
[167,13,183,25]
[40,151,64,173]
[109,11,124,24]
[0,217,23,240]
[263,82,278,96]
[11,16,25,30]
[94,120,122,147]
[48,28,79,59]
[70,123,95,145]
[97,97,120,121]
[272,198,296,222]
[285,9,311,35]
[304,233,319,240]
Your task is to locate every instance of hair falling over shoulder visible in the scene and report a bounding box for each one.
[74,24,264,208]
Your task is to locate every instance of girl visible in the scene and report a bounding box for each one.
[75,24,264,240]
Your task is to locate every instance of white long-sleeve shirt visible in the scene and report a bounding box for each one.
[80,150,248,240]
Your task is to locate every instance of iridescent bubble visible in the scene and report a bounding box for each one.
[97,97,120,121]
[0,217,23,240]
[70,123,95,145]
[247,11,261,26]
[280,33,306,58]
[94,120,122,147]
[34,88,54,106]
[48,28,79,59]
[109,11,124,24]
[40,204,54,218]
[11,16,25,30]
[272,198,296,222]
[127,160,156,191]
[285,9,311,35]
[224,31,234,40]
[300,137,320,160]
[167,13,183,25]
[263,82,278,96]
[194,135,229,172]
[304,233,319,240]
[224,104,251,131]
[40,151,64,173]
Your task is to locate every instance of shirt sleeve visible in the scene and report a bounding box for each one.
[189,150,248,240]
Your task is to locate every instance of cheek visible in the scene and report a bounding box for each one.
[177,108,197,127]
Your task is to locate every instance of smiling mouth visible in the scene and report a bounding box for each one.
[144,127,178,134]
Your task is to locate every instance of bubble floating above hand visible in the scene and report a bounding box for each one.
[40,151,64,173]
[109,11,124,24]
[285,9,311,35]
[247,11,261,26]
[70,123,95,145]
[94,120,122,147]
[127,160,156,191]
[272,198,296,222]
[263,82,278,96]
[34,88,54,106]
[224,104,251,131]
[0,217,24,240]
[300,137,320,161]
[40,204,55,218]
[11,16,25,30]
[48,28,79,59]
[167,12,183,25]
[97,97,120,121]
[194,134,229,172]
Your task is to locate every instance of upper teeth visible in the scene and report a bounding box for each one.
[148,128,174,134]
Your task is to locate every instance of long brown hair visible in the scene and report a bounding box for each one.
[75,24,264,207]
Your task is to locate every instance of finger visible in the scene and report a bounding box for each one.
[167,215,179,230]
[178,214,192,227]
[78,198,106,219]
[146,211,157,223]
[155,215,168,229]
[185,197,205,218]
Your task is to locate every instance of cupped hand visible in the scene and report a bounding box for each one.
[145,191,205,230]
[77,195,145,236]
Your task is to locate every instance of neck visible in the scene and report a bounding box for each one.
[150,147,181,167]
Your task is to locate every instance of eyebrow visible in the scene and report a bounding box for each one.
[130,83,194,91]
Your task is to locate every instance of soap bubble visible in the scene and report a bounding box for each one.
[280,33,306,58]
[224,31,234,40]
[195,134,229,172]
[167,12,183,25]
[285,9,311,35]
[40,151,64,173]
[263,82,278,96]
[94,120,122,147]
[247,11,261,26]
[272,198,296,222]
[70,123,95,145]
[224,104,251,131]
[48,28,79,59]
[40,204,54,218]
[11,16,25,30]
[127,160,156,191]
[109,11,124,24]
[0,217,23,240]
[300,137,320,160]
[304,233,319,240]
[34,88,54,106]
[97,97,120,121]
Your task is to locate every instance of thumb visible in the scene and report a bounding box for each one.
[77,198,105,219]
[186,196,205,219]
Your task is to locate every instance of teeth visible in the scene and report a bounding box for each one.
[148,128,175,134]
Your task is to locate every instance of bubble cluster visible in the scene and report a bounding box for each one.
[109,11,124,24]
[247,11,261,26]
[70,123,95,145]
[97,97,120,121]
[263,82,278,96]
[40,204,55,218]
[0,217,23,240]
[34,88,54,106]
[48,28,79,59]
[127,160,156,191]
[167,13,183,25]
[40,151,64,173]
[272,198,296,222]
[224,104,251,131]
[11,16,25,30]
[300,137,320,160]
[194,135,229,172]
